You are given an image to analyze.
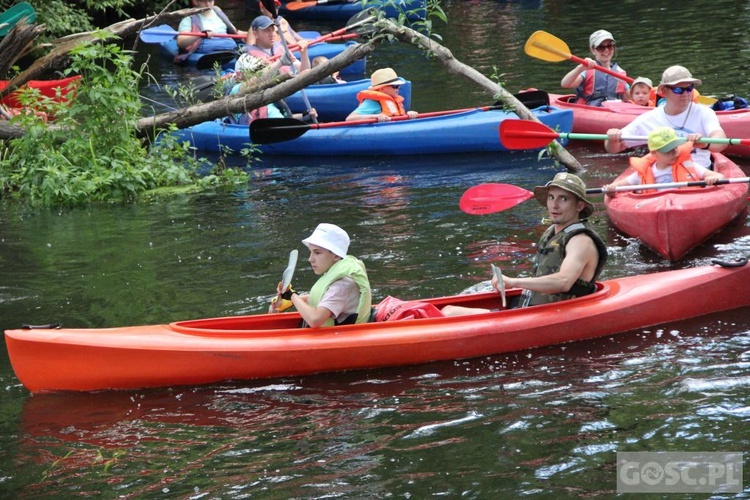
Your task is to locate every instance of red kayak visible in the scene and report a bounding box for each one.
[5,261,750,393]
[549,93,750,159]
[0,75,80,107]
[604,153,748,261]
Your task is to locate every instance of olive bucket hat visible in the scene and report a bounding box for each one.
[533,172,594,219]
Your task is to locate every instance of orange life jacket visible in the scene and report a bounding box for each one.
[627,98,655,107]
[355,89,406,117]
[628,142,700,192]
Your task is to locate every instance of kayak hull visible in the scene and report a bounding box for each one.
[174,106,574,155]
[5,262,750,393]
[549,93,750,158]
[285,79,412,122]
[604,154,748,261]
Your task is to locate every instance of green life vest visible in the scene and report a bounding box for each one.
[520,221,608,307]
[307,255,372,326]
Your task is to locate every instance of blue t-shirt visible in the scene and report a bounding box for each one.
[351,99,382,115]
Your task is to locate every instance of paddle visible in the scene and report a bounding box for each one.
[269,249,299,313]
[499,119,750,150]
[250,105,506,144]
[491,263,506,308]
[459,179,750,215]
[262,0,317,123]
[139,24,246,44]
[285,0,353,10]
[0,2,35,37]
[524,30,718,106]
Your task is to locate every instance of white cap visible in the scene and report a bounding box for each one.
[302,223,350,258]
[589,29,615,48]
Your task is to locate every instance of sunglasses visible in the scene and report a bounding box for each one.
[595,43,615,52]
[389,85,401,89]
[667,84,695,94]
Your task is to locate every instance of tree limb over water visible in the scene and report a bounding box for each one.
[0,11,581,171]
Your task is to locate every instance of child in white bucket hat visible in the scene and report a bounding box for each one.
[276,223,372,328]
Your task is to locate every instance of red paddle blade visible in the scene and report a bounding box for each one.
[459,183,534,215]
[499,120,560,150]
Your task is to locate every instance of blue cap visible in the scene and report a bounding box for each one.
[251,15,274,30]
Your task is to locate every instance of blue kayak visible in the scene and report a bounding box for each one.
[277,0,427,21]
[172,106,573,156]
[284,79,412,122]
[158,37,365,75]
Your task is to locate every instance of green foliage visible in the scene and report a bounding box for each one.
[0,34,249,207]
[32,0,96,38]
[28,0,191,40]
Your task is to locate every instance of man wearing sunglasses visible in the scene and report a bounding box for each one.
[605,66,727,169]
[560,29,630,107]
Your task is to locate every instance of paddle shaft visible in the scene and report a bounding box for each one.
[524,130,750,147]
[139,25,246,43]
[267,33,358,62]
[251,106,504,144]
[499,120,750,150]
[589,177,750,193]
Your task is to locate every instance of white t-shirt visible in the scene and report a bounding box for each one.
[620,103,722,168]
[317,277,361,323]
[178,11,229,34]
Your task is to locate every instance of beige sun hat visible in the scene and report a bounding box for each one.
[369,68,407,89]
[657,65,702,94]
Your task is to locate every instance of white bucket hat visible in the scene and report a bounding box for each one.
[302,223,350,258]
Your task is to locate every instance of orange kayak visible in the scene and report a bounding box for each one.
[605,154,748,261]
[549,93,750,159]
[5,261,750,393]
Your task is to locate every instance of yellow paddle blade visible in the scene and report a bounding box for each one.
[697,95,718,105]
[524,30,573,63]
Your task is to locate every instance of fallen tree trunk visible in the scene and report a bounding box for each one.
[375,19,582,172]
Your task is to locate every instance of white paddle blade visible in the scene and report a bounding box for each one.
[491,264,506,309]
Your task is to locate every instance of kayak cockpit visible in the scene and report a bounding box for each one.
[169,284,611,337]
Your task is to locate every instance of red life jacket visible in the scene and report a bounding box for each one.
[575,63,627,105]
[355,89,406,117]
[243,44,293,74]
[628,142,700,192]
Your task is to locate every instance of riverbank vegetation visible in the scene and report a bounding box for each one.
[0,33,249,207]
